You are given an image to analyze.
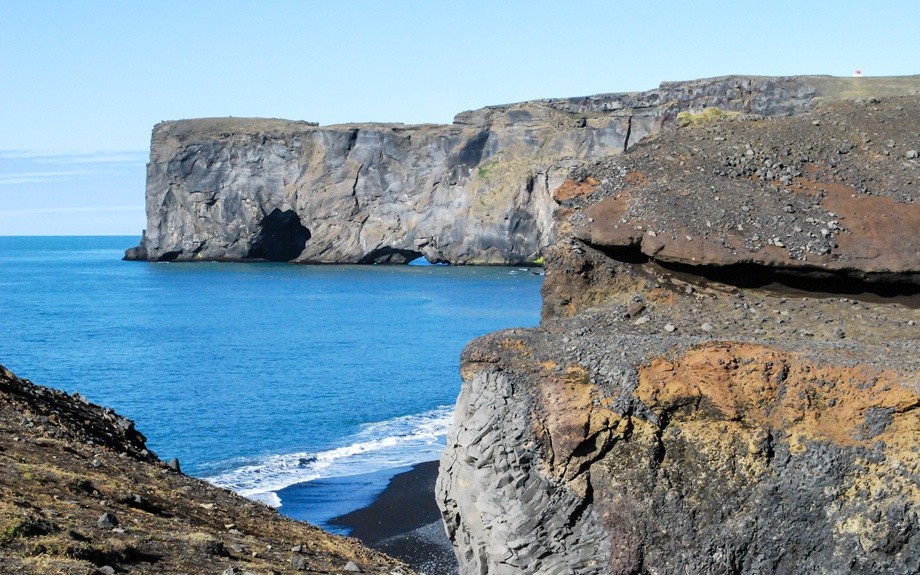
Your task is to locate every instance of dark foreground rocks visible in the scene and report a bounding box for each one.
[0,365,413,575]
[437,90,920,574]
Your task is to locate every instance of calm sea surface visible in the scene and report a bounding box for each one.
[0,236,543,528]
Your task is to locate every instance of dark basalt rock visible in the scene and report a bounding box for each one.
[438,87,920,575]
[126,75,920,265]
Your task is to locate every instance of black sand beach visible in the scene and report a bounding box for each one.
[331,460,458,575]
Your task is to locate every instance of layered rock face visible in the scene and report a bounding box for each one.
[126,75,917,264]
[438,91,920,574]
[126,107,639,264]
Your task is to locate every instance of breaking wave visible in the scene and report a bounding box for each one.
[205,406,453,507]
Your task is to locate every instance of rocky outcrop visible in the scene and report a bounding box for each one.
[438,88,920,574]
[572,96,920,282]
[126,75,920,264]
[0,365,414,574]
[126,114,582,264]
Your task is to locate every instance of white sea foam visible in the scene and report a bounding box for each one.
[205,406,454,507]
[249,491,282,508]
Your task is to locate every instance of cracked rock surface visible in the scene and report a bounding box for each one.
[125,75,919,264]
[438,86,920,574]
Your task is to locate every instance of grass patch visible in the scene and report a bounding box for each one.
[677,107,739,127]
[0,516,57,543]
[16,464,35,481]
[477,158,501,180]
[1,522,19,544]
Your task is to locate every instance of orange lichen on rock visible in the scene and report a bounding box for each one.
[533,366,624,483]
[624,171,648,187]
[552,177,599,203]
[500,338,532,354]
[636,342,919,449]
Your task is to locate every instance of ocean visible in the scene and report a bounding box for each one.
[0,236,543,530]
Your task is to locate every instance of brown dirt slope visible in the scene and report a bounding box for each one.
[0,365,413,575]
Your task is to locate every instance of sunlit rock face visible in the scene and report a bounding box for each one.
[437,77,920,575]
[127,75,876,264]
[126,108,637,264]
[440,323,920,575]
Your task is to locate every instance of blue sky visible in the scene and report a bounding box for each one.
[1,0,918,235]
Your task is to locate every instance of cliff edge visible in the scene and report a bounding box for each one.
[126,75,919,265]
[437,90,920,573]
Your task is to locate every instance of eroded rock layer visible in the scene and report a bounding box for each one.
[572,96,920,279]
[127,75,919,264]
[438,87,920,574]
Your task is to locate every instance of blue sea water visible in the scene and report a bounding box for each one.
[0,236,543,528]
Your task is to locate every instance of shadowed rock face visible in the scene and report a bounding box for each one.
[247,208,311,261]
[437,86,920,574]
[125,75,920,264]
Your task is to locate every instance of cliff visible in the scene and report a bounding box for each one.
[0,365,413,574]
[437,90,920,573]
[125,75,920,264]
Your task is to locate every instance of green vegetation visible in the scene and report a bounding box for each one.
[0,522,20,543]
[16,464,35,481]
[477,158,501,180]
[0,516,53,543]
[677,107,739,127]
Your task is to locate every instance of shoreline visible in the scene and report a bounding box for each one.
[330,460,458,575]
[274,467,402,534]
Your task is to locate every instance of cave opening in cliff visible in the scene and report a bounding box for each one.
[408,256,448,266]
[359,247,426,265]
[247,209,311,262]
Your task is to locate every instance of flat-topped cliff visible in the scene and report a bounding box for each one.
[437,91,920,574]
[126,75,920,264]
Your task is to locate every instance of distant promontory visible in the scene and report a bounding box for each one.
[126,75,920,265]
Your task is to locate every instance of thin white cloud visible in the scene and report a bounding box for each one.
[0,150,148,186]
[0,206,143,216]
[37,152,148,165]
[0,150,147,163]
[0,170,95,186]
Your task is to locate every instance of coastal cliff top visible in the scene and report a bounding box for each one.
[152,75,920,143]
[153,117,455,138]
[444,89,920,571]
[561,93,920,277]
[0,365,413,575]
